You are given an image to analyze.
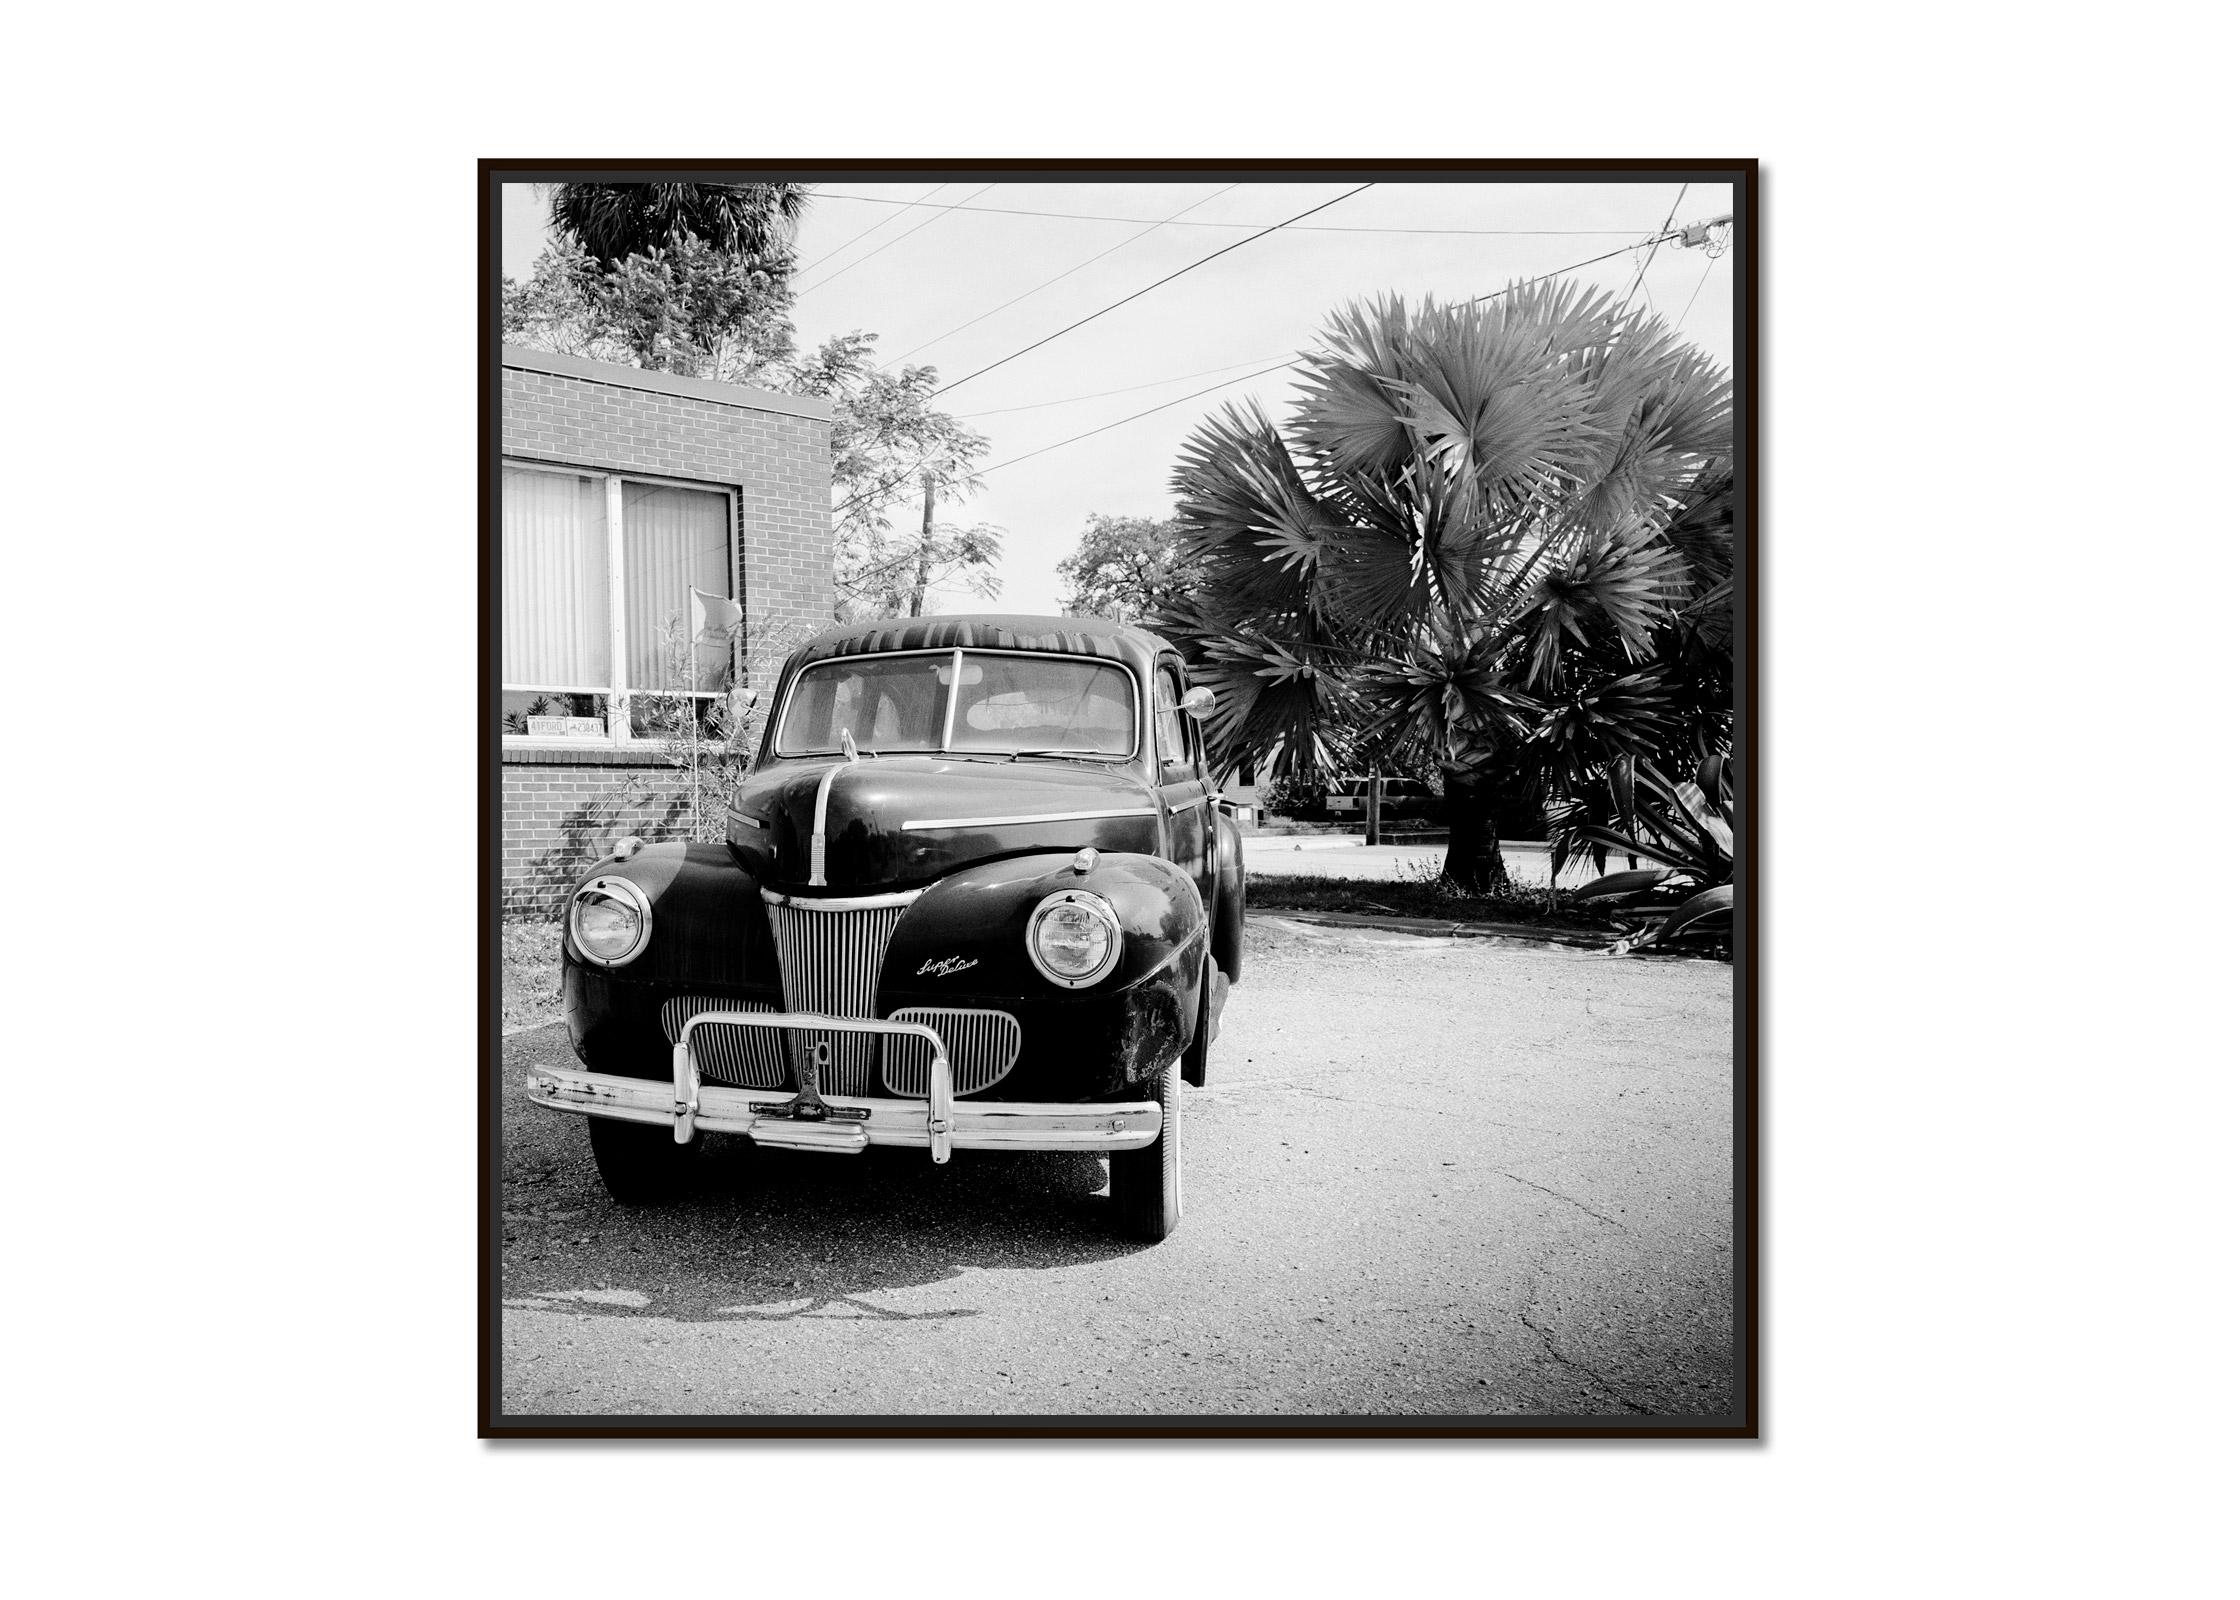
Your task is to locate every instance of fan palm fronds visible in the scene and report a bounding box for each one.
[1164,287,1733,887]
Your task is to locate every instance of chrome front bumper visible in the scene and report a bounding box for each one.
[525,1007,1160,1163]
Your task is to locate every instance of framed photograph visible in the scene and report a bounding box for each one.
[480,158,1757,1437]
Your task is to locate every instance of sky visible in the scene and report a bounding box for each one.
[502,179,1735,616]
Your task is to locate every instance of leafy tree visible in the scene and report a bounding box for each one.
[785,333,1001,620]
[503,238,796,388]
[1056,513,1204,625]
[1161,285,1731,891]
[548,182,807,269]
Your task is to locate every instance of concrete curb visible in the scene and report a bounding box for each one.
[1246,907,1615,950]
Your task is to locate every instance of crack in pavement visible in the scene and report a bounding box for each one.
[1492,1171,1627,1230]
[1517,1304,1652,1415]
[1510,1240,1653,1415]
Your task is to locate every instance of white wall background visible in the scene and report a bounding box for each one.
[5,2,2233,1595]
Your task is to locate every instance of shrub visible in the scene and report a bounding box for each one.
[1261,769,1330,820]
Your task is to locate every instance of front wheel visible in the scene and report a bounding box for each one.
[587,1115,697,1205]
[1108,1062,1181,1241]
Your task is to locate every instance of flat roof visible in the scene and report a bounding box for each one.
[501,344,833,422]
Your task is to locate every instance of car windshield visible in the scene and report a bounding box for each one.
[775,651,1138,759]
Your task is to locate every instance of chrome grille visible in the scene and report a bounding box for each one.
[881,1007,1022,1097]
[761,889,920,1095]
[659,996,787,1090]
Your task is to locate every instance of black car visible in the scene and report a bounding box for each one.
[526,614,1244,1240]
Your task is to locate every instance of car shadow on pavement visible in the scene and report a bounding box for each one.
[501,1030,1145,1324]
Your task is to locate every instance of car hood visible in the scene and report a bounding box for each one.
[726,756,1164,893]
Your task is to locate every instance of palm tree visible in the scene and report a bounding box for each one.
[547,183,808,270]
[1161,285,1732,891]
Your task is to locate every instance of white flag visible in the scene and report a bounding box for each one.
[691,586,743,639]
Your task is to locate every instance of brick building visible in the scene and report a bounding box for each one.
[499,345,834,911]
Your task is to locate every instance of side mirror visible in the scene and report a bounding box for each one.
[1180,685,1215,720]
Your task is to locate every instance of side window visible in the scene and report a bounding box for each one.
[1154,669,1188,770]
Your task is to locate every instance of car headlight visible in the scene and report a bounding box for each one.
[569,876,653,967]
[1026,889,1122,988]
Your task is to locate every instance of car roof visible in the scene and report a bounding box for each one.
[782,613,1175,680]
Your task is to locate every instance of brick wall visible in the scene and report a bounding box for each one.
[500,347,833,913]
[501,748,713,916]
[500,345,834,640]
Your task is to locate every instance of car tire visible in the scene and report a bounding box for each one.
[1181,950,1213,1088]
[1108,1061,1181,1241]
[587,1115,697,1205]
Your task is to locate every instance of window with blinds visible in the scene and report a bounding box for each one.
[501,463,736,740]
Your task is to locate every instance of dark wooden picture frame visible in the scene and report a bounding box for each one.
[479,157,1758,1438]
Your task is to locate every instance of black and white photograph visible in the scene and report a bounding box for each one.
[481,161,1756,1433]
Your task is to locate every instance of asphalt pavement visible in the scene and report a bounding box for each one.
[499,915,1734,1420]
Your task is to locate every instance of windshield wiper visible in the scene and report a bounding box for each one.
[1009,747,1104,762]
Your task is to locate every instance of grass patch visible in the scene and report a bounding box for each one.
[502,917,566,1031]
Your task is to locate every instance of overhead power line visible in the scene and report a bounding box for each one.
[796,182,997,294]
[977,360,1300,475]
[957,354,1294,418]
[795,180,948,274]
[813,190,1641,236]
[930,182,1376,397]
[1618,184,1688,313]
[883,184,1240,369]
[1464,216,1710,305]
[1675,253,1719,331]
[978,213,1736,476]
[832,212,1731,516]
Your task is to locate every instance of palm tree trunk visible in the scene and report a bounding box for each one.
[1441,769,1514,895]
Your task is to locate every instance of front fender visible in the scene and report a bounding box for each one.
[560,840,773,989]
[560,841,778,1079]
[879,850,1208,1098]
[881,850,1204,1000]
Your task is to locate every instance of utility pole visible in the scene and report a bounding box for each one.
[1365,772,1383,847]
[909,476,935,617]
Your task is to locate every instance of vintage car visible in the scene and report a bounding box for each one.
[525,613,1244,1241]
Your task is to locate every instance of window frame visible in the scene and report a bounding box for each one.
[1180,671,1205,770]
[500,458,739,748]
[769,647,1146,763]
[1153,663,1196,778]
